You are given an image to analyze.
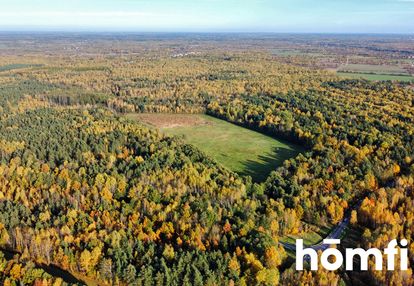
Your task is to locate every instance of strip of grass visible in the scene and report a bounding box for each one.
[337,72,414,82]
[129,113,304,182]
[0,64,42,72]
[280,232,323,246]
[279,223,331,247]
[338,64,407,75]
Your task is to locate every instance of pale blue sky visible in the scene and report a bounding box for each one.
[0,0,413,33]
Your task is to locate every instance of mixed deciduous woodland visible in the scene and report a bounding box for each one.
[0,33,413,285]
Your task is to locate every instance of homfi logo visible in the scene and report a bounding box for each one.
[296,239,408,271]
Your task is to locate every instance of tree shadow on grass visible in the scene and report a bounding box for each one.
[1,248,84,285]
[239,146,301,183]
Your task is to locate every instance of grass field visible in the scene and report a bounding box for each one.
[336,63,414,82]
[0,64,42,72]
[280,232,323,246]
[338,63,407,74]
[279,223,331,246]
[127,113,303,182]
[337,72,414,82]
[272,49,320,56]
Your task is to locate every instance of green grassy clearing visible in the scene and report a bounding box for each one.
[0,64,42,72]
[272,49,325,57]
[337,63,414,82]
[280,232,323,246]
[128,113,303,182]
[338,63,407,74]
[337,72,414,82]
[279,222,331,246]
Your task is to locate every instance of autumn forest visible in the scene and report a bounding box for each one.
[0,33,413,286]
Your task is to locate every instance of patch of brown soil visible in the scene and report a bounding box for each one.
[128,113,212,129]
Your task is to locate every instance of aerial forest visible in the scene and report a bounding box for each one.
[0,34,413,285]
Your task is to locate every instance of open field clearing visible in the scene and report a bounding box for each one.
[337,71,414,82]
[128,113,212,129]
[127,113,303,182]
[0,63,42,72]
[338,63,408,74]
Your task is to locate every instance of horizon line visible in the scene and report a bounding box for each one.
[0,28,413,36]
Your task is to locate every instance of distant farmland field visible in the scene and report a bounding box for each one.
[336,63,414,82]
[338,63,407,74]
[337,72,414,82]
[128,113,303,182]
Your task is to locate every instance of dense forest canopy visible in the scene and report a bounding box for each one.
[0,34,413,285]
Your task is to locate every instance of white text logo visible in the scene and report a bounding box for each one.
[296,239,408,271]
